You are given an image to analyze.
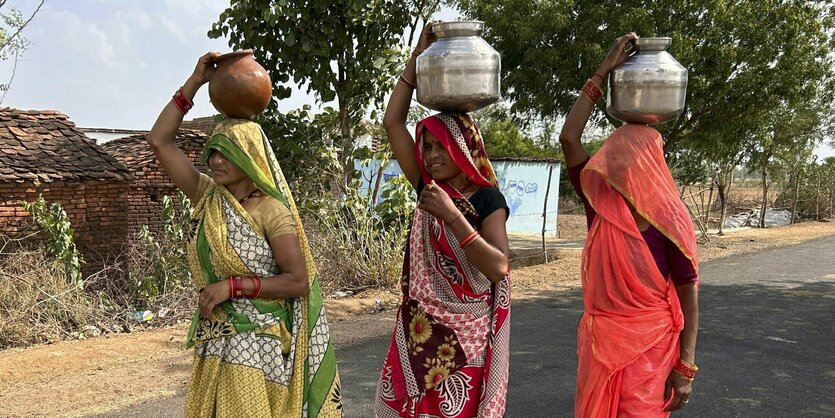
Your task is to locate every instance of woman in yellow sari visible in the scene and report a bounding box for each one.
[146,52,342,417]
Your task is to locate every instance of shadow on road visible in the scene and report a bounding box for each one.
[97,236,835,418]
[339,279,835,418]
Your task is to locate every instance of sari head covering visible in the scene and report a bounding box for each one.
[416,112,498,189]
[575,124,698,417]
[375,113,511,418]
[184,119,342,417]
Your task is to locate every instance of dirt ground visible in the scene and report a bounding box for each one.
[2,216,835,417]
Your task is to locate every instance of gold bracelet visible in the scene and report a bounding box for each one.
[460,231,481,248]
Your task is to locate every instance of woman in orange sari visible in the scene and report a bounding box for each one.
[373,22,512,418]
[559,34,701,417]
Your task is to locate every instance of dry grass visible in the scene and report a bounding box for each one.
[2,218,834,417]
[0,236,92,348]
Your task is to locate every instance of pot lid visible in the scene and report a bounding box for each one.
[633,37,672,51]
[432,21,484,38]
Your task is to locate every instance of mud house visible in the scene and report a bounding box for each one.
[0,108,132,274]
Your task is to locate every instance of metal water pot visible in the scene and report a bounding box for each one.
[607,37,687,125]
[416,21,501,113]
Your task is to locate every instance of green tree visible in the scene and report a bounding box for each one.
[210,1,431,190]
[748,106,821,227]
[260,106,342,213]
[0,0,45,102]
[453,0,835,154]
[471,105,558,158]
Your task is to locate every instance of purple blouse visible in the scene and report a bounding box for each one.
[568,159,698,286]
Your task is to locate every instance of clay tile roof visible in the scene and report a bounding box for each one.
[0,108,132,183]
[180,116,217,135]
[101,129,208,171]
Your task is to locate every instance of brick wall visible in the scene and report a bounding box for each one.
[0,180,131,276]
[118,140,207,238]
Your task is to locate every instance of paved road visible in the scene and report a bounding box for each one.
[100,235,835,417]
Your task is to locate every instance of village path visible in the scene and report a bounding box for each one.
[98,234,835,418]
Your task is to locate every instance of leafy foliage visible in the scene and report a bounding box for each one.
[0,1,44,97]
[258,106,342,214]
[376,174,417,227]
[23,196,83,283]
[127,192,193,308]
[210,0,428,191]
[453,0,835,155]
[471,104,559,159]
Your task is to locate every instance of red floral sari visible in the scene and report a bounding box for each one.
[575,124,698,417]
[375,113,511,418]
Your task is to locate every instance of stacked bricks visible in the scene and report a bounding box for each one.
[101,130,208,238]
[0,108,133,276]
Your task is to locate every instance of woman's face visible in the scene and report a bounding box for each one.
[208,150,247,185]
[422,131,462,181]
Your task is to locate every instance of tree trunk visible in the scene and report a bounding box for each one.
[758,159,768,228]
[705,173,716,228]
[815,172,821,220]
[338,98,352,193]
[716,175,728,236]
[717,185,727,235]
[791,168,802,224]
[370,159,388,206]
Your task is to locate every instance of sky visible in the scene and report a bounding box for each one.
[3,0,834,159]
[1,0,459,130]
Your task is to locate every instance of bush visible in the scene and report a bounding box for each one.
[22,195,83,283]
[0,236,92,348]
[123,191,194,313]
[308,175,412,292]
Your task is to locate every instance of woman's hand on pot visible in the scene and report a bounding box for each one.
[598,32,638,75]
[418,180,460,223]
[198,280,231,318]
[414,20,441,56]
[189,51,222,86]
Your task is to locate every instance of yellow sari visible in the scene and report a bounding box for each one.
[183,119,342,418]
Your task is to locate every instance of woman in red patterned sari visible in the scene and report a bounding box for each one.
[374,22,512,418]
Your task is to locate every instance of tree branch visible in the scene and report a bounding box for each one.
[0,0,45,54]
[1,48,20,105]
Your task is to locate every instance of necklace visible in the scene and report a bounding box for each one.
[445,180,475,198]
[237,188,261,204]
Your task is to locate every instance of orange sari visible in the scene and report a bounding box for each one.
[575,124,698,417]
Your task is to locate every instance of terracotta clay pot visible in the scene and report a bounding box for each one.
[209,50,272,119]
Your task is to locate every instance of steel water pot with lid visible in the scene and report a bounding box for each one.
[606,37,688,125]
[415,21,501,113]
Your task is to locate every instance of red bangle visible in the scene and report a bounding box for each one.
[673,358,698,380]
[247,276,262,299]
[398,74,416,89]
[581,79,604,104]
[459,231,480,249]
[591,72,606,83]
[227,276,244,299]
[172,87,193,115]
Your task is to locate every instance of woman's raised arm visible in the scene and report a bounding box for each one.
[383,22,439,188]
[559,33,637,167]
[146,52,220,201]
